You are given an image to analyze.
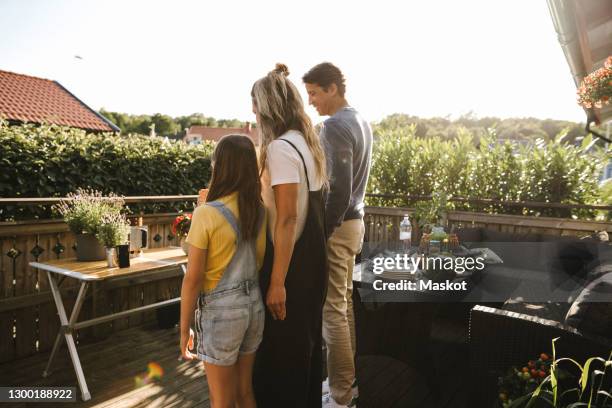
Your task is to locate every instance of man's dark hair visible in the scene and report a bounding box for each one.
[302,62,346,97]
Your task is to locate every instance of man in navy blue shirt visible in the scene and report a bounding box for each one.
[303,62,372,408]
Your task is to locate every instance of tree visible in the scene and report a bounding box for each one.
[373,114,586,145]
[151,113,180,136]
[98,110,248,135]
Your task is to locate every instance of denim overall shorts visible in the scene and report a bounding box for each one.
[194,201,265,366]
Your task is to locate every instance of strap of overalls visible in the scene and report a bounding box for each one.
[278,138,311,190]
[205,200,265,291]
[206,201,240,241]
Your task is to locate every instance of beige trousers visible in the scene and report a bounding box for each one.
[323,218,365,405]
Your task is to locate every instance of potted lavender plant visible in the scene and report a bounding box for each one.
[96,212,130,267]
[54,188,125,261]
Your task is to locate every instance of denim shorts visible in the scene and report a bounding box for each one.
[194,281,265,366]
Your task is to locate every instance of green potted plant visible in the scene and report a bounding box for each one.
[54,188,125,261]
[96,212,130,267]
[412,192,454,244]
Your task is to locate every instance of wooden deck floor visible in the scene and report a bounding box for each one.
[0,313,470,408]
[0,323,210,408]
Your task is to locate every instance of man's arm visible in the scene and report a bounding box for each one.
[322,120,353,236]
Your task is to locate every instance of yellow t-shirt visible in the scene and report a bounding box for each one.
[186,192,267,292]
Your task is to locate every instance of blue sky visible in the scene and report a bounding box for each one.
[0,0,586,123]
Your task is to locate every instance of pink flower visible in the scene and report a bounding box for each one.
[577,55,612,108]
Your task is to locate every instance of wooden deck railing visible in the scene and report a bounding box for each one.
[1,195,611,363]
[0,211,186,364]
[363,206,612,244]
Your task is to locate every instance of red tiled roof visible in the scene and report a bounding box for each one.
[185,124,259,145]
[0,69,119,132]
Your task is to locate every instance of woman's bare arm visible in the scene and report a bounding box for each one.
[266,183,298,320]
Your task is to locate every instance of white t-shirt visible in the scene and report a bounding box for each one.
[261,130,323,244]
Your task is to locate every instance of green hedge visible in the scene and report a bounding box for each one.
[1,121,607,222]
[0,121,213,221]
[367,125,607,219]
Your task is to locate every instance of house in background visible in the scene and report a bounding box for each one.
[183,122,258,146]
[0,69,119,133]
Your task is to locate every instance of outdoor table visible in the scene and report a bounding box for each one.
[29,247,187,401]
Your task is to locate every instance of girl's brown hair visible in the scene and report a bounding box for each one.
[206,134,262,241]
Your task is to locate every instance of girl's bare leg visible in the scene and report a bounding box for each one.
[236,352,257,408]
[203,361,238,408]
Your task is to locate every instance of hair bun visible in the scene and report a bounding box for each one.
[274,63,290,76]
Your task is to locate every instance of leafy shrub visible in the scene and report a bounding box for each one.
[598,180,612,221]
[0,120,213,221]
[367,126,607,219]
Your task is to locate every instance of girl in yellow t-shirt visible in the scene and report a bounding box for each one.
[180,134,266,408]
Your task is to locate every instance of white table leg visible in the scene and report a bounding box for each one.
[45,272,92,401]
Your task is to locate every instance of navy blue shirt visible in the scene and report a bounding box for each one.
[320,106,372,235]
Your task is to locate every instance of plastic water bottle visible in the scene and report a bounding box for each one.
[399,215,412,250]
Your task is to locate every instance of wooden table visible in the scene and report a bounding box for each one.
[30,247,187,401]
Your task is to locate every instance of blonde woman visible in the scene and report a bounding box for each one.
[251,63,329,407]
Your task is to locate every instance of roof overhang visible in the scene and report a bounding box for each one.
[547,0,612,125]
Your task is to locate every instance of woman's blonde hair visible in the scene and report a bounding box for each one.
[251,63,327,185]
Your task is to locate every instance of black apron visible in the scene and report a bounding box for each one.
[254,139,328,408]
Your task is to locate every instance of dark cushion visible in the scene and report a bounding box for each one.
[538,236,609,293]
[564,271,612,339]
[478,230,542,270]
[540,234,583,243]
[545,241,612,294]
[476,265,528,300]
[482,229,541,243]
[587,262,612,280]
[456,227,482,243]
[478,241,547,270]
